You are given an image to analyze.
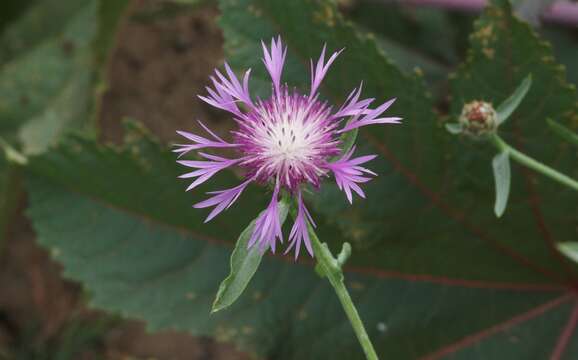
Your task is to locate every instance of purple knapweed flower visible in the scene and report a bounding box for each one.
[176,36,400,259]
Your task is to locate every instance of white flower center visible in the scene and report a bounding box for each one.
[265,119,312,161]
[263,105,319,166]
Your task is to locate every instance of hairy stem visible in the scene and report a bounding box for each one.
[490,134,578,192]
[309,227,379,360]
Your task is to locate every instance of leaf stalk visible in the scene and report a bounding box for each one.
[490,134,578,192]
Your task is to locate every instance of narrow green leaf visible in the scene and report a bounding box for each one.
[557,242,578,265]
[445,122,463,134]
[212,197,290,313]
[547,118,578,147]
[0,0,128,259]
[492,151,511,218]
[496,74,532,125]
[0,137,27,165]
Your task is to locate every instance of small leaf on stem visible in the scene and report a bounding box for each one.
[0,137,27,165]
[336,242,352,268]
[496,74,532,125]
[547,118,578,147]
[557,242,578,265]
[492,151,511,218]
[211,196,290,313]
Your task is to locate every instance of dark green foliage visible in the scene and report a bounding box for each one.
[2,0,578,358]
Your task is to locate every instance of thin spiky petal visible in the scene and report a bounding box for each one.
[194,179,253,222]
[248,184,283,253]
[261,35,287,96]
[212,63,254,109]
[198,78,245,119]
[173,121,238,157]
[327,146,377,204]
[309,45,343,99]
[285,190,315,259]
[338,98,402,133]
[178,153,242,191]
[332,83,374,120]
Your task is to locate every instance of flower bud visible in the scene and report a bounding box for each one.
[459,101,498,137]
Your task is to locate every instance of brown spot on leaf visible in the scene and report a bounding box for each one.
[313,3,335,27]
[247,4,262,17]
[349,281,365,290]
[474,24,494,47]
[19,95,30,106]
[482,47,495,59]
[252,291,262,301]
[60,40,75,56]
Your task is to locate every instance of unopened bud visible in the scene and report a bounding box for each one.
[459,101,498,137]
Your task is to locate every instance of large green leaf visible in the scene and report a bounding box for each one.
[0,0,129,249]
[24,1,578,359]
[0,0,34,34]
[0,0,97,153]
[219,0,578,358]
[25,125,567,360]
[346,1,457,87]
[0,0,129,154]
[221,0,576,280]
[0,0,96,249]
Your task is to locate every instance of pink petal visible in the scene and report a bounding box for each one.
[261,36,287,96]
[309,45,344,99]
[173,121,238,157]
[248,184,283,253]
[285,191,315,259]
[327,147,377,204]
[338,98,402,133]
[193,179,253,222]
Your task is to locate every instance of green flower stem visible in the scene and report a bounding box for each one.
[490,134,578,192]
[309,227,379,360]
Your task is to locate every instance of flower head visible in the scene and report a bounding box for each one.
[176,36,400,258]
